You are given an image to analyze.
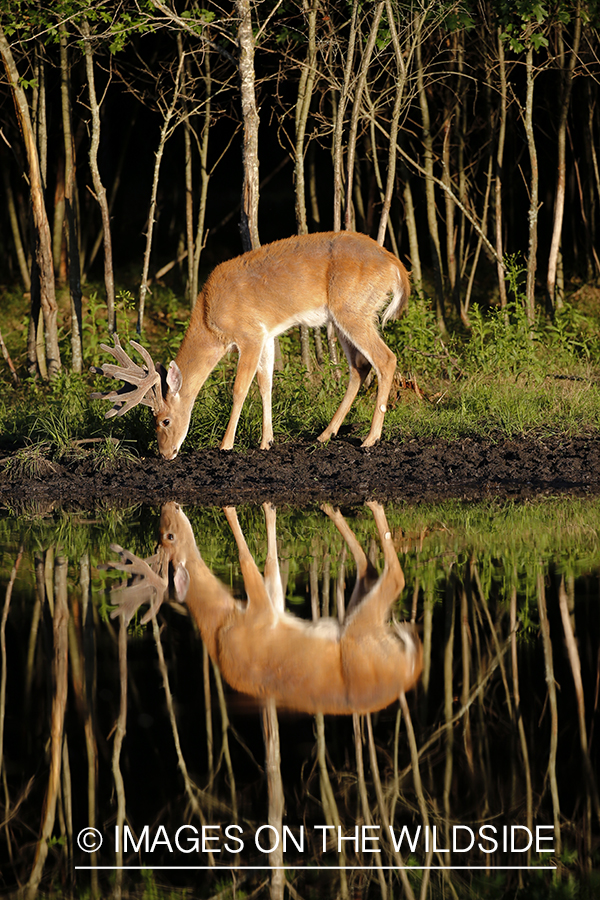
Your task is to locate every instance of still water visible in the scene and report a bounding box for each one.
[1,496,599,899]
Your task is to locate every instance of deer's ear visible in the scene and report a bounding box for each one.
[173,562,190,602]
[166,361,183,395]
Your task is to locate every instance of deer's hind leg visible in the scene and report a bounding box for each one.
[343,501,405,633]
[352,329,396,448]
[320,504,379,616]
[317,333,371,443]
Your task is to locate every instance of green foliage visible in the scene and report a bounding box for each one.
[386,292,445,380]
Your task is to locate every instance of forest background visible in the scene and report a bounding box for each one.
[0,0,599,461]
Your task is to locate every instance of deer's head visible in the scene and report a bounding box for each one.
[91,337,191,461]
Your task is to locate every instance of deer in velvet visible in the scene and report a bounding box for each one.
[107,501,422,715]
[92,232,410,458]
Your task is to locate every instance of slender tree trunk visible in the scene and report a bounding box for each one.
[454,33,467,315]
[403,171,422,285]
[343,2,384,231]
[237,0,260,251]
[294,0,319,373]
[52,154,66,284]
[332,0,359,232]
[524,45,538,324]
[537,568,561,854]
[191,50,212,307]
[80,19,116,333]
[0,26,61,377]
[494,26,508,308]
[25,556,69,900]
[60,24,83,372]
[262,699,285,900]
[377,0,409,247]
[442,115,456,297]
[294,0,318,236]
[547,3,581,311]
[415,22,445,332]
[180,42,195,308]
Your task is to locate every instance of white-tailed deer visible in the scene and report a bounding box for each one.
[92,232,409,458]
[108,501,422,714]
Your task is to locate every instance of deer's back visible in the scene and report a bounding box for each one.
[201,232,406,338]
[212,612,421,714]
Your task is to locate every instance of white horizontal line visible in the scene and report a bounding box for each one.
[75,865,557,871]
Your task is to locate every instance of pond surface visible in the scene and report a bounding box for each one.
[1,496,599,899]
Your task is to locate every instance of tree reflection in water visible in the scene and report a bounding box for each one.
[0,497,598,899]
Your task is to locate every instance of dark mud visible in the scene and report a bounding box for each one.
[1,433,600,509]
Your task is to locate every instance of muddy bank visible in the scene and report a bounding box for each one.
[1,433,600,509]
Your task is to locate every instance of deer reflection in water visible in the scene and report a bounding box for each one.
[108,501,422,714]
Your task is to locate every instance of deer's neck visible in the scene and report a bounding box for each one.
[182,554,238,661]
[174,301,226,404]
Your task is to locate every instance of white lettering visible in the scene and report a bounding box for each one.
[175,825,199,853]
[338,826,359,852]
[452,826,475,853]
[362,826,380,853]
[202,826,221,853]
[478,826,498,854]
[511,826,533,852]
[283,825,304,853]
[255,825,280,853]
[150,825,173,853]
[388,825,421,854]
[123,825,149,854]
[535,826,554,853]
[225,825,244,854]
[314,825,334,852]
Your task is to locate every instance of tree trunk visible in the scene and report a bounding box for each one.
[60,24,83,372]
[237,0,260,251]
[294,0,318,236]
[377,0,408,248]
[402,170,422,286]
[294,0,319,374]
[524,44,538,324]
[343,2,384,232]
[0,26,61,377]
[332,0,359,232]
[415,21,445,333]
[52,154,66,284]
[191,50,212,307]
[546,3,582,311]
[80,18,116,334]
[494,25,507,308]
[179,42,196,308]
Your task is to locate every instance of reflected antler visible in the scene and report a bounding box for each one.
[105,543,169,624]
[90,334,164,418]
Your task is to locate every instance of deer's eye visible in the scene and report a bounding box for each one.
[161,418,171,428]
[165,532,175,542]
